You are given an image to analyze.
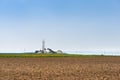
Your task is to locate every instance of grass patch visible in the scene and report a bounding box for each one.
[0,53,110,58]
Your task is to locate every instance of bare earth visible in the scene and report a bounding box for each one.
[0,57,120,80]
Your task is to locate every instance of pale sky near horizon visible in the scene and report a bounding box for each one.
[0,0,120,53]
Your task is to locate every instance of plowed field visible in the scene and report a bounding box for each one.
[0,57,120,80]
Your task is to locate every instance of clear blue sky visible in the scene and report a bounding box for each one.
[0,0,120,53]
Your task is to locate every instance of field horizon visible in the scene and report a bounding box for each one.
[0,53,118,58]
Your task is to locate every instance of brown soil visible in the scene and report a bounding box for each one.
[0,57,120,80]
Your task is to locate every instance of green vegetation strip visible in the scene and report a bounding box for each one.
[0,53,109,58]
